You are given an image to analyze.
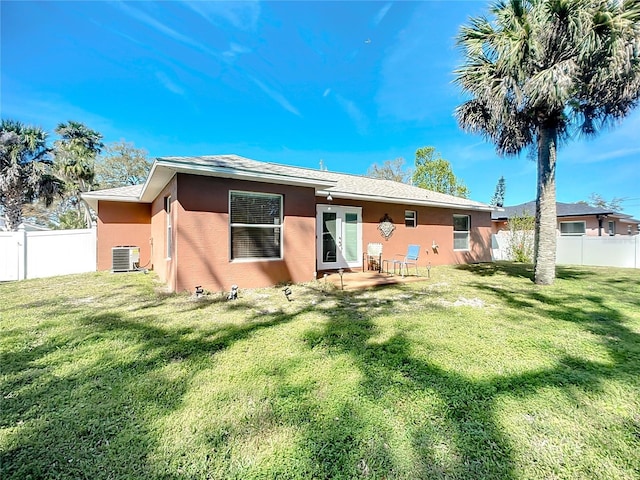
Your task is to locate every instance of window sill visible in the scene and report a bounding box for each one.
[230,257,284,263]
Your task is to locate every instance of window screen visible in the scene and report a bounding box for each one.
[560,222,585,235]
[453,214,470,250]
[405,210,417,228]
[230,192,282,259]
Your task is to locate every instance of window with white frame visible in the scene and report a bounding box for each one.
[405,210,417,228]
[608,220,615,236]
[164,196,172,258]
[230,191,282,260]
[453,214,470,250]
[559,221,586,236]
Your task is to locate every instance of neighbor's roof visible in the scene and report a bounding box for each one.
[84,154,495,212]
[491,200,625,220]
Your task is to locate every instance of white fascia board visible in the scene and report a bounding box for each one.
[139,160,336,202]
[81,193,142,211]
[316,190,495,212]
[139,163,176,203]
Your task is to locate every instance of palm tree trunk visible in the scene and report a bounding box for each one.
[81,198,93,228]
[4,183,24,231]
[534,125,558,285]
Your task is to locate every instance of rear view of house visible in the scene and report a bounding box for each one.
[83,155,495,293]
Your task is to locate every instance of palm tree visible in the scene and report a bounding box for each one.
[454,0,640,285]
[0,120,61,231]
[54,121,104,228]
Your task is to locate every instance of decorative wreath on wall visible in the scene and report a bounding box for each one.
[378,213,395,241]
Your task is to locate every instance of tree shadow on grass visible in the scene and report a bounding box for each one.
[0,295,312,480]
[455,262,611,283]
[2,269,638,479]
[455,261,534,279]
[293,279,639,479]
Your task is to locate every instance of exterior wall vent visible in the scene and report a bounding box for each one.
[112,246,140,272]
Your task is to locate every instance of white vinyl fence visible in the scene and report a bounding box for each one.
[0,224,96,281]
[492,232,640,268]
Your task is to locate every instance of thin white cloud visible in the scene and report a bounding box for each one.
[373,2,393,27]
[223,42,252,59]
[113,1,217,57]
[334,94,369,135]
[376,3,460,123]
[564,112,640,165]
[591,146,640,162]
[156,72,186,96]
[184,1,260,31]
[1,90,116,140]
[247,75,301,117]
[323,88,331,98]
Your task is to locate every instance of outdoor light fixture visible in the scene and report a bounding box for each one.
[227,284,238,300]
[432,241,439,250]
[283,286,292,301]
[338,268,345,290]
[326,193,333,202]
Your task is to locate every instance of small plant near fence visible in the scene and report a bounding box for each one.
[507,211,535,262]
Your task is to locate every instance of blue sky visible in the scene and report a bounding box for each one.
[2,1,639,218]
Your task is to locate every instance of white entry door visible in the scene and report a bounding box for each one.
[316,205,362,271]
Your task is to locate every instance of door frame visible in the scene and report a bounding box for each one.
[316,204,363,271]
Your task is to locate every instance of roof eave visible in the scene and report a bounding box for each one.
[139,159,337,202]
[81,193,143,211]
[317,190,495,212]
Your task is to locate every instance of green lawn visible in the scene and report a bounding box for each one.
[1,263,639,479]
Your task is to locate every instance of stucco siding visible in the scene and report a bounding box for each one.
[96,201,151,271]
[173,174,317,293]
[327,198,492,268]
[558,215,614,236]
[150,177,178,290]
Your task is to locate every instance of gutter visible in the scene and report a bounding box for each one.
[316,190,496,212]
[139,160,337,203]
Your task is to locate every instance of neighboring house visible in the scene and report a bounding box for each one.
[0,218,50,232]
[83,155,496,293]
[492,201,640,237]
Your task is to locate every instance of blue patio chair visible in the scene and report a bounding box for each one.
[392,244,420,277]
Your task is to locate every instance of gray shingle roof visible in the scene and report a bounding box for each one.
[85,184,144,199]
[84,154,494,212]
[158,155,493,211]
[492,200,616,220]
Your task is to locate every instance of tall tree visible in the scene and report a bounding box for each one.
[587,193,623,212]
[411,146,469,198]
[366,158,411,183]
[491,176,506,207]
[95,141,151,188]
[53,121,104,227]
[455,0,640,285]
[0,120,61,231]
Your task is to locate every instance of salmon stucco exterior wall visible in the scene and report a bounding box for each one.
[329,198,493,267]
[557,215,618,236]
[94,173,492,293]
[96,201,151,271]
[494,216,635,236]
[172,174,317,293]
[150,177,178,291]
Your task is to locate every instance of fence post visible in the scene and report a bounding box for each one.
[17,224,27,280]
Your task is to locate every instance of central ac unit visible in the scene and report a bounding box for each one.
[112,246,140,272]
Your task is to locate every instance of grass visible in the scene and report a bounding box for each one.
[1,262,639,479]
